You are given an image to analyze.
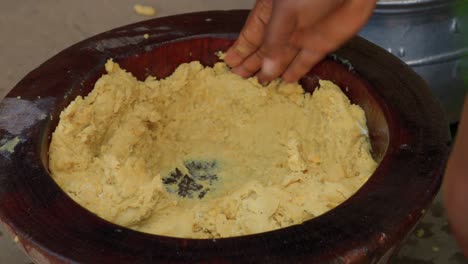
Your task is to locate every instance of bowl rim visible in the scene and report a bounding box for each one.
[0,10,450,263]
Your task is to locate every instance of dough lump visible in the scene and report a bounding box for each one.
[49,59,377,238]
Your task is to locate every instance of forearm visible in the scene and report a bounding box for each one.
[443,95,468,257]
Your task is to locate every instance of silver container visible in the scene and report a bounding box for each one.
[359,0,467,123]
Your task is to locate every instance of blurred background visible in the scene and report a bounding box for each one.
[0,1,466,263]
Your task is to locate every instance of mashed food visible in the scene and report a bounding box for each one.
[49,60,377,238]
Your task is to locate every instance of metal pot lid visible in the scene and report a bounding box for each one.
[378,0,451,3]
[375,0,456,13]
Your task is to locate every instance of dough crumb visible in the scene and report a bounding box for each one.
[216,51,226,60]
[143,33,149,39]
[134,4,156,16]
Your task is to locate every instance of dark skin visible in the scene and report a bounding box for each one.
[227,0,468,257]
[225,0,376,83]
[443,97,468,257]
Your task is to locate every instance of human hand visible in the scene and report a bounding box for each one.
[224,0,376,83]
[443,97,468,258]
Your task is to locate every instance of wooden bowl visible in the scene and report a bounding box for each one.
[0,10,449,263]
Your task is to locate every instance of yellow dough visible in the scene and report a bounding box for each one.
[49,60,377,238]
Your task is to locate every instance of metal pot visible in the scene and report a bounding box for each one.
[359,0,467,123]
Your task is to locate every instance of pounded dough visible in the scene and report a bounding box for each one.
[49,59,377,238]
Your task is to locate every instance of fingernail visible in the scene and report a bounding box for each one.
[261,58,278,77]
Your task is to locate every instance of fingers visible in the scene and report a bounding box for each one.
[257,0,346,83]
[255,2,298,82]
[224,0,273,68]
[281,0,376,83]
[231,1,298,82]
[232,44,300,82]
[231,50,264,78]
[281,49,323,83]
[229,0,376,83]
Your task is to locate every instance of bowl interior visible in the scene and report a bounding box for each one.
[43,37,389,170]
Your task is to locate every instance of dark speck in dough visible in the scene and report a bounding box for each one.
[162,159,219,199]
[185,160,218,184]
[177,175,203,198]
[162,168,183,185]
